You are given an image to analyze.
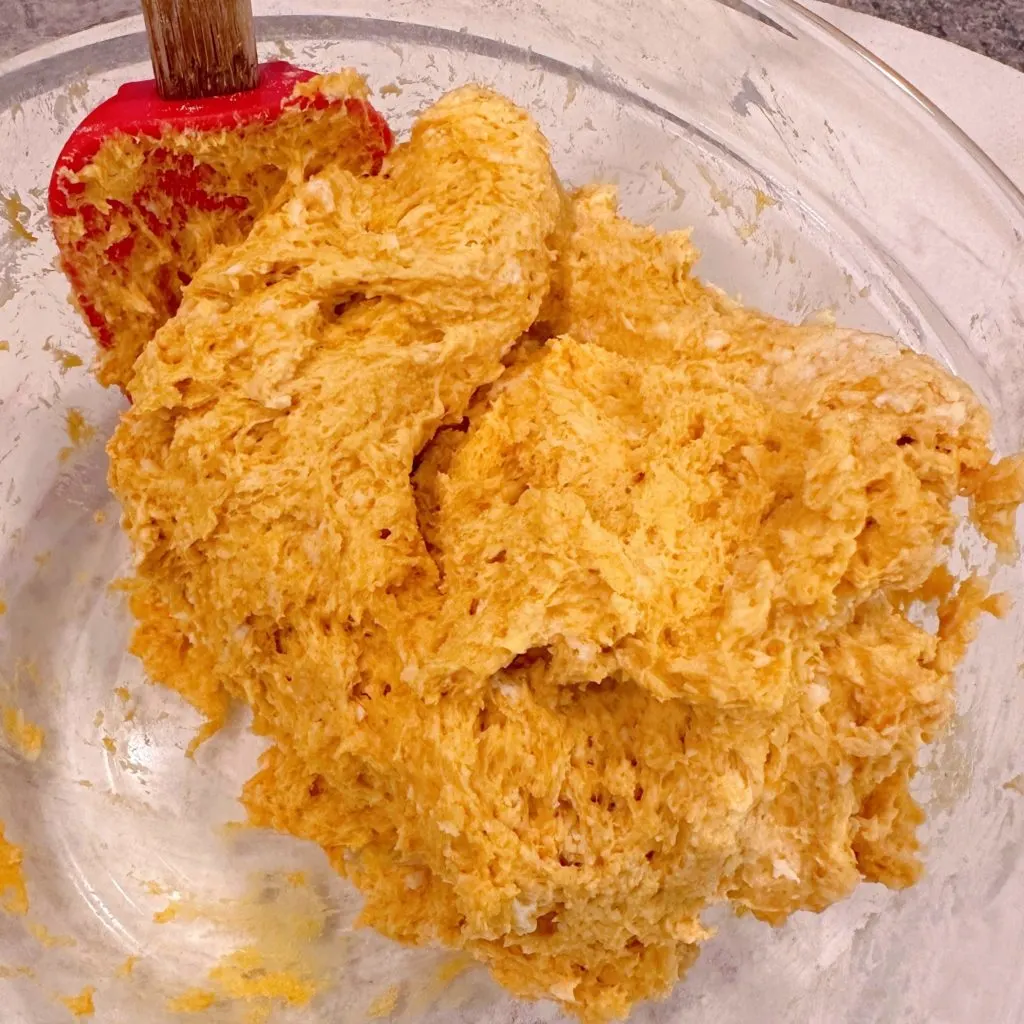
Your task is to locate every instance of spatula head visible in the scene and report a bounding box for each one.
[49,61,392,391]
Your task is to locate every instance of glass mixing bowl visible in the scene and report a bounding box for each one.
[1,1,1023,1021]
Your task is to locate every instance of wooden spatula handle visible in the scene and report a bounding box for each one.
[140,0,259,100]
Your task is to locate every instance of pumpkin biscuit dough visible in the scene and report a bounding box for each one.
[107,86,1024,1021]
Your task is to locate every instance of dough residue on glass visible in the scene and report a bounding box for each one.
[0,822,29,916]
[58,984,96,1018]
[2,706,44,761]
[106,85,1024,1022]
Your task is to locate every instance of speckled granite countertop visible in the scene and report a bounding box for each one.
[828,0,1022,70]
[1,0,1022,70]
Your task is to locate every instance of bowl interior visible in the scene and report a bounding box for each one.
[1,4,1023,1023]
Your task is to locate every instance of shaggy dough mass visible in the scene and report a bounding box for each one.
[108,87,1024,1021]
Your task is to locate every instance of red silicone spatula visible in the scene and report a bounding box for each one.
[48,0,392,391]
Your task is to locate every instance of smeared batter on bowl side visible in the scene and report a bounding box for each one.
[107,88,1024,1021]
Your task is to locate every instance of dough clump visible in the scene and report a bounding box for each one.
[108,87,1024,1021]
[51,70,390,390]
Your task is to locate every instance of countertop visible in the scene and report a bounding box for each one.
[829,0,1022,71]
[1,0,1022,70]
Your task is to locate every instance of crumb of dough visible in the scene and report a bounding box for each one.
[0,599,6,615]
[28,921,77,948]
[51,71,391,392]
[60,409,96,462]
[166,947,317,1017]
[47,344,84,371]
[116,955,139,978]
[65,408,95,447]
[367,983,401,1019]
[167,988,217,1013]
[2,190,36,243]
[0,823,29,916]
[153,903,179,924]
[108,88,1024,1023]
[101,736,117,754]
[93,509,107,525]
[208,947,317,1007]
[0,341,9,352]
[58,985,96,1018]
[2,707,44,761]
